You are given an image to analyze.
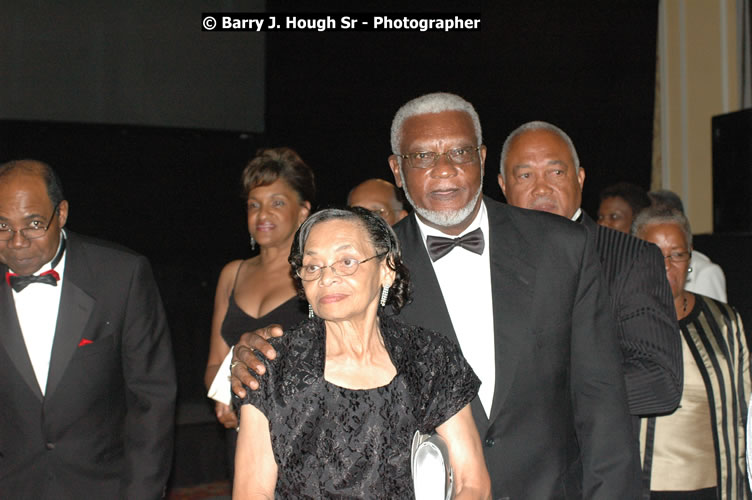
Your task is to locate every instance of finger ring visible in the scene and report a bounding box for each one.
[230,361,240,370]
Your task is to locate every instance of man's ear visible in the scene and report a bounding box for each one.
[57,200,69,228]
[497,173,507,197]
[577,166,586,190]
[388,156,403,188]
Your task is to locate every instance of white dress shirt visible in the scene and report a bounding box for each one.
[12,235,66,395]
[415,203,495,417]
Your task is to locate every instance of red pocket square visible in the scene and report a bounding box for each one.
[78,338,93,347]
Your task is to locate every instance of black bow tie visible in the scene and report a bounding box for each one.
[6,270,60,292]
[426,227,485,262]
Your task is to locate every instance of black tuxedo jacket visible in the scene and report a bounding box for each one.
[581,214,682,418]
[0,232,176,500]
[393,198,638,499]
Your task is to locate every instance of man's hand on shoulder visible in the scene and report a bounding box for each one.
[231,324,284,398]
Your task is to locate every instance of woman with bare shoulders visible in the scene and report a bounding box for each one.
[204,147,314,475]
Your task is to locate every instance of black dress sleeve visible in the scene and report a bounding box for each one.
[232,350,277,420]
[231,318,323,420]
[384,316,480,433]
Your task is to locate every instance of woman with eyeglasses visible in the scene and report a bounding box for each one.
[204,147,314,477]
[632,207,751,499]
[232,207,490,499]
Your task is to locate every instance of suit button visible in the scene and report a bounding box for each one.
[45,442,55,450]
[484,438,495,447]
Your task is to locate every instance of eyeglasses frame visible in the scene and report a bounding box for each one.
[397,145,482,170]
[0,203,60,242]
[297,251,388,282]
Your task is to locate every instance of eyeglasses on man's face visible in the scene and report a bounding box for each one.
[0,203,59,242]
[297,251,387,281]
[398,146,481,170]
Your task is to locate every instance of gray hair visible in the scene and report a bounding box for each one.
[499,121,581,181]
[390,92,482,155]
[631,207,693,249]
[648,189,685,213]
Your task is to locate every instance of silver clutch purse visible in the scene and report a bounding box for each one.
[411,431,454,500]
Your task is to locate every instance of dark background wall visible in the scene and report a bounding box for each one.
[0,1,266,132]
[0,1,663,484]
[266,0,658,214]
[1,1,660,405]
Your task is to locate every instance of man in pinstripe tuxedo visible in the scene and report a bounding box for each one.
[498,121,682,428]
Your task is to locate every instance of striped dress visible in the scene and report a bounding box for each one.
[641,295,751,499]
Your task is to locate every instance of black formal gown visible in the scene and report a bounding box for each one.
[234,313,480,498]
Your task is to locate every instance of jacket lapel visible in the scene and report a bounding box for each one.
[397,213,459,346]
[485,199,537,424]
[0,275,44,401]
[45,234,95,398]
[396,200,538,426]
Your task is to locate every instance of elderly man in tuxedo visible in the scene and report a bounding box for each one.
[0,160,176,499]
[497,122,682,424]
[231,93,637,498]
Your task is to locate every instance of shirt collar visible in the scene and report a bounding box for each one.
[571,208,582,222]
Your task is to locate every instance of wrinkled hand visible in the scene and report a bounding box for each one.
[231,324,284,399]
[214,401,238,429]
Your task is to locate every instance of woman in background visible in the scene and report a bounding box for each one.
[597,181,651,234]
[204,147,314,474]
[633,207,750,499]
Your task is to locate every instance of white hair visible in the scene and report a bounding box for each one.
[632,207,693,249]
[390,92,483,154]
[499,121,580,181]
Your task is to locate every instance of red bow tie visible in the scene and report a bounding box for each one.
[5,269,60,292]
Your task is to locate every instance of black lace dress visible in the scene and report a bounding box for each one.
[234,313,480,498]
